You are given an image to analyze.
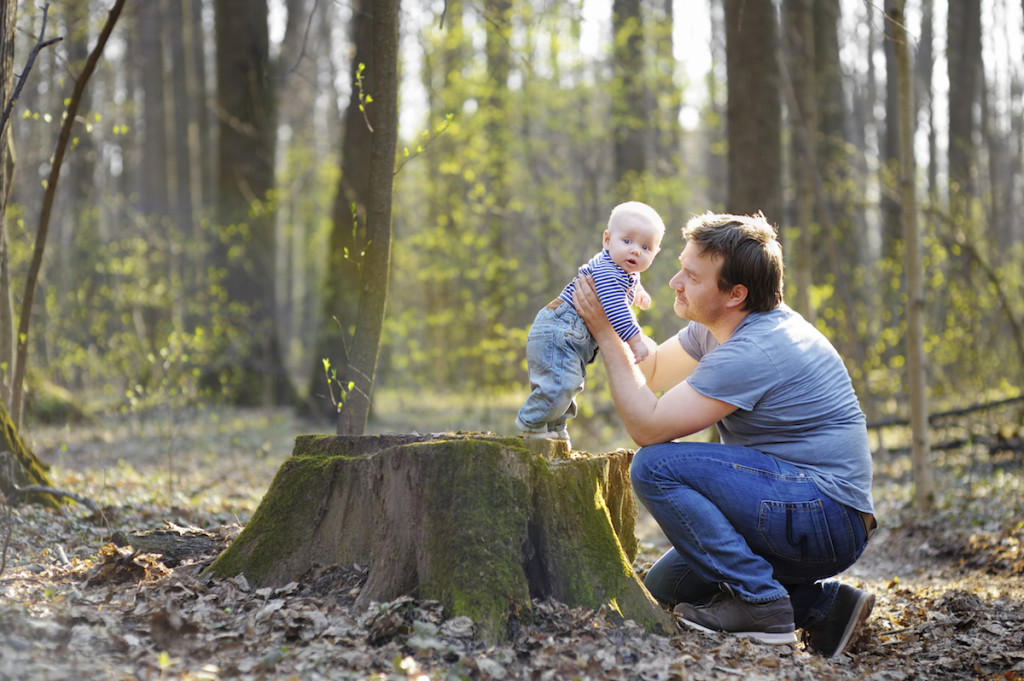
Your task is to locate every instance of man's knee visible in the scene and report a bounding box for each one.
[629,444,661,488]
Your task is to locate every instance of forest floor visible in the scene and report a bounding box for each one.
[2,405,1023,680]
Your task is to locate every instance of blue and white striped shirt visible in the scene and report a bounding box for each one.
[558,249,641,341]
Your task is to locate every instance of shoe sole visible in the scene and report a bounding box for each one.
[679,616,798,645]
[829,591,876,658]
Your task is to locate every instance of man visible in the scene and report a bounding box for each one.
[572,211,876,657]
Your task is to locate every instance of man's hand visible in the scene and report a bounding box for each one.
[571,274,616,341]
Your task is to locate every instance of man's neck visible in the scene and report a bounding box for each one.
[708,310,751,345]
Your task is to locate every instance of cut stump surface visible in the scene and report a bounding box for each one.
[208,433,674,642]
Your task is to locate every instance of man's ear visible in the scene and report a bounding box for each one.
[727,284,748,309]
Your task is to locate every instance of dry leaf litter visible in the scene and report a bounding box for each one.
[1,408,1022,680]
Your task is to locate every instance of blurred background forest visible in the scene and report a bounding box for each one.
[1,0,1022,455]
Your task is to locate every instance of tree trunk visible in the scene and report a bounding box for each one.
[10,0,124,427]
[166,0,195,333]
[725,0,781,221]
[782,0,815,319]
[208,434,674,643]
[212,0,295,407]
[611,0,646,189]
[890,2,934,511]
[305,0,373,421]
[947,0,981,203]
[651,0,680,180]
[0,0,16,404]
[0,398,57,508]
[336,0,400,435]
[880,8,901,255]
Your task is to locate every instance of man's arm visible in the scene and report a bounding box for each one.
[637,335,699,392]
[573,275,736,446]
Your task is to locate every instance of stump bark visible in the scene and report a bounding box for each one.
[208,433,674,642]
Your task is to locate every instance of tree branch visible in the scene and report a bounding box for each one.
[0,4,62,142]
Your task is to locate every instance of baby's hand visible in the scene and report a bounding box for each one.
[628,334,653,364]
[635,287,651,310]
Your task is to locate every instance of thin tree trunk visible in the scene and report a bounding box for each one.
[337,0,400,435]
[10,0,126,427]
[0,0,17,404]
[880,8,901,255]
[306,0,373,420]
[167,0,194,333]
[782,0,815,319]
[890,1,934,510]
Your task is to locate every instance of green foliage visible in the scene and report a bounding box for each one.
[321,358,354,413]
[383,4,694,396]
[6,1,1020,435]
[8,196,272,416]
[808,196,1024,419]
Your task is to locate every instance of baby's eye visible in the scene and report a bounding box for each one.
[623,238,631,244]
[641,245,650,251]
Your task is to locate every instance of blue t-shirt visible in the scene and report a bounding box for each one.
[678,304,874,513]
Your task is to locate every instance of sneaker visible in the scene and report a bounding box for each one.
[674,592,797,645]
[802,584,875,658]
[520,430,552,440]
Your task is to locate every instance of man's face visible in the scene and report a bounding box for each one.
[669,242,728,323]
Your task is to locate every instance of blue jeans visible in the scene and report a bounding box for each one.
[515,301,599,433]
[631,442,870,630]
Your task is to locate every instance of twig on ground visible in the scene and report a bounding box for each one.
[9,485,98,512]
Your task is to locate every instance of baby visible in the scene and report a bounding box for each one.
[515,201,665,448]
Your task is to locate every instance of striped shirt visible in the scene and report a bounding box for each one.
[558,249,641,341]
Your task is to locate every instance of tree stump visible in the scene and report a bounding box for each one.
[208,433,675,642]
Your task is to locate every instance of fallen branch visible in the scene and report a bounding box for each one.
[8,484,97,511]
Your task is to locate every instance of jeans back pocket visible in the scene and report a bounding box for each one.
[758,499,837,564]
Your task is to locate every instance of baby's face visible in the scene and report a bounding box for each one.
[604,219,662,274]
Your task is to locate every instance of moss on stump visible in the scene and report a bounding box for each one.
[0,398,58,508]
[208,433,674,642]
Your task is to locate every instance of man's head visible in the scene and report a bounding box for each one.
[680,211,784,313]
[603,201,665,275]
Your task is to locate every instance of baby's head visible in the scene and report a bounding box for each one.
[603,201,665,274]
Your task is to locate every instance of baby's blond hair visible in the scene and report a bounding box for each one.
[608,201,666,238]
